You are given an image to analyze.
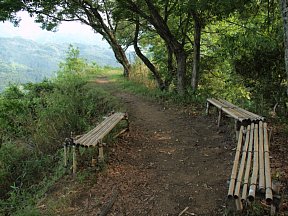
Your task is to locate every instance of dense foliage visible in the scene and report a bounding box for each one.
[0,47,119,215]
[0,1,287,115]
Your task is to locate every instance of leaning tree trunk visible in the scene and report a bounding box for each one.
[281,0,288,96]
[82,2,131,78]
[110,42,131,78]
[191,13,201,91]
[133,22,165,90]
[143,0,187,94]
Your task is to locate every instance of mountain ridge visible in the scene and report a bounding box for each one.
[0,36,119,91]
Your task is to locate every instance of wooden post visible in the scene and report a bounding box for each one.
[98,141,104,162]
[72,145,77,175]
[64,143,68,168]
[217,109,222,127]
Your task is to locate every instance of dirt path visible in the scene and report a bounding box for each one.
[40,80,237,216]
[102,91,234,215]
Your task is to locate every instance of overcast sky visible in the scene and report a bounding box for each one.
[0,11,108,46]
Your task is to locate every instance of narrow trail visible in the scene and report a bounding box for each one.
[104,90,234,215]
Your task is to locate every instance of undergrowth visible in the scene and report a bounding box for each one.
[0,46,120,215]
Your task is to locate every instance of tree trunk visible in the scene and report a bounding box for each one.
[164,44,175,89]
[110,41,131,77]
[280,0,288,96]
[175,48,187,95]
[143,0,187,94]
[133,22,165,90]
[191,13,201,91]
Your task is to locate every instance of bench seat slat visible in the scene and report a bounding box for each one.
[207,98,264,122]
[218,99,264,121]
[82,114,124,147]
[75,112,125,147]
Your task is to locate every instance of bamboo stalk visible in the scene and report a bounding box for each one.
[264,122,273,204]
[248,123,259,201]
[241,124,253,201]
[227,125,245,199]
[234,125,250,199]
[235,198,243,211]
[258,121,265,193]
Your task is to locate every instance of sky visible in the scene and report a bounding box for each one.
[0,11,108,46]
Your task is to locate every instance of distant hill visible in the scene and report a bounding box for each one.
[0,37,120,91]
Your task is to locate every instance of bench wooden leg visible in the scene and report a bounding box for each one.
[206,102,210,115]
[72,145,78,175]
[234,120,241,140]
[98,141,104,162]
[217,109,222,127]
[64,143,68,168]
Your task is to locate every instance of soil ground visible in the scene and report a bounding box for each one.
[38,76,288,216]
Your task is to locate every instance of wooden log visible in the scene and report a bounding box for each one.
[248,123,259,202]
[241,125,253,201]
[234,125,250,199]
[264,122,273,204]
[227,126,244,199]
[258,121,265,193]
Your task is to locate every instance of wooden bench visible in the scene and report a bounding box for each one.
[227,121,273,211]
[206,98,265,138]
[63,112,128,174]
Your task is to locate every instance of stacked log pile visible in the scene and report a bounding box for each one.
[227,121,273,210]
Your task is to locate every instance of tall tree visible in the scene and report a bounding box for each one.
[280,0,288,96]
[118,0,188,94]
